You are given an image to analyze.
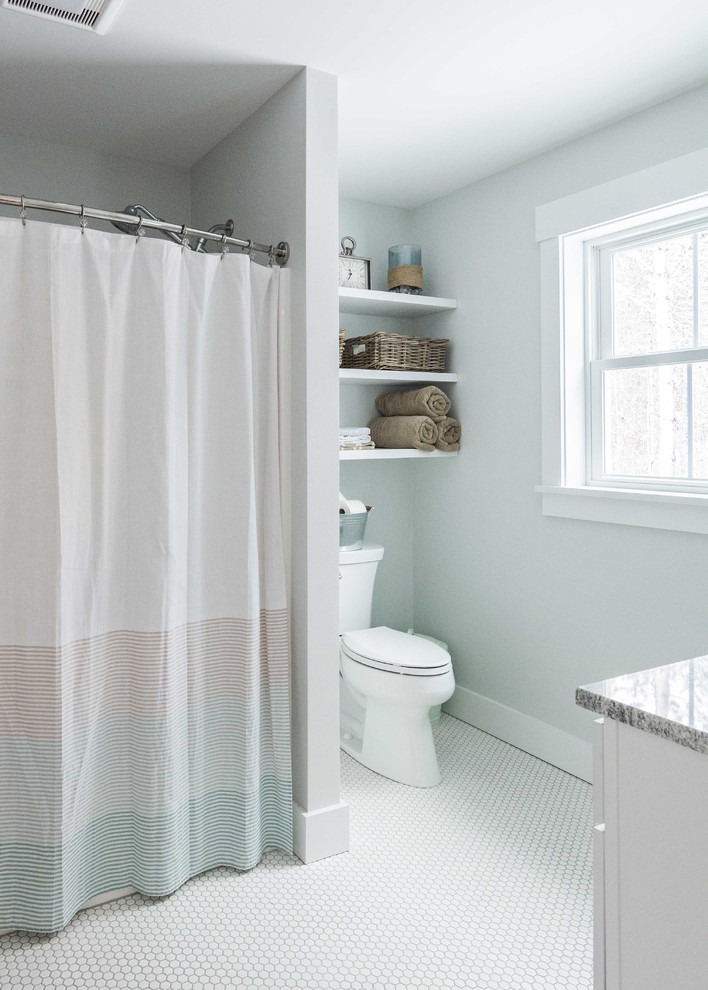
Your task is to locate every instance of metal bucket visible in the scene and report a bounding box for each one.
[339,507,372,550]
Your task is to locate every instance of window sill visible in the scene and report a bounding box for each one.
[535,485,708,535]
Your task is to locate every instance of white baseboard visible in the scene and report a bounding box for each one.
[444,685,592,783]
[292,800,350,864]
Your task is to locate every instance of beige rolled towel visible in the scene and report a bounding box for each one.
[436,417,461,452]
[375,385,451,423]
[368,416,439,452]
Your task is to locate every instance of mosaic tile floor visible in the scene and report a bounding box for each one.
[0,715,593,989]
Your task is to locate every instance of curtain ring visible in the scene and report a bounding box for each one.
[180,224,190,250]
[268,245,276,267]
[135,215,144,241]
[79,204,88,234]
[220,231,230,258]
[245,239,254,259]
[19,195,27,227]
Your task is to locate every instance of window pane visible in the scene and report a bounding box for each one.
[697,233,708,345]
[612,235,694,356]
[693,363,708,479]
[603,364,688,477]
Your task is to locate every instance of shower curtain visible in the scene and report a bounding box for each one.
[0,219,292,932]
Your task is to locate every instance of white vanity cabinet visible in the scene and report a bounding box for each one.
[579,660,708,990]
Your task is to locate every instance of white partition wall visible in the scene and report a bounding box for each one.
[191,68,348,862]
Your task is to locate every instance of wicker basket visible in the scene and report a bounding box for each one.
[341,332,448,373]
[339,328,346,366]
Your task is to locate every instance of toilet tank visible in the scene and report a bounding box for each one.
[339,542,384,634]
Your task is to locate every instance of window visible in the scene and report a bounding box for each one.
[590,220,708,492]
[535,147,708,533]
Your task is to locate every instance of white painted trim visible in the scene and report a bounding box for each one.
[536,485,708,534]
[292,800,350,864]
[593,346,708,370]
[535,146,708,241]
[537,150,708,530]
[444,685,592,783]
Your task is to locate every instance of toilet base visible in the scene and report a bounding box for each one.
[339,665,454,788]
[340,705,442,787]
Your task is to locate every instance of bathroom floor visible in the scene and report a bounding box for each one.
[0,715,593,989]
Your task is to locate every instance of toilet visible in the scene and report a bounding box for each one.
[339,542,455,787]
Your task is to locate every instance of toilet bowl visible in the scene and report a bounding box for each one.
[339,544,455,787]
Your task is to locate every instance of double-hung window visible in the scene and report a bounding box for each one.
[590,218,708,492]
[536,148,708,534]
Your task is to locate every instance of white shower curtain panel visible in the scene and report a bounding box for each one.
[0,219,292,932]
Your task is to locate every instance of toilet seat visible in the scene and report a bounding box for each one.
[341,626,452,677]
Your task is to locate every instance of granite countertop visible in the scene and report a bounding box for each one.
[577,655,708,755]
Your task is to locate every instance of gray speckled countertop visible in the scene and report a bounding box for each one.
[577,655,708,755]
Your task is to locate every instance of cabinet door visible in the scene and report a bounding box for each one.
[593,719,606,990]
[594,718,622,990]
[613,721,708,989]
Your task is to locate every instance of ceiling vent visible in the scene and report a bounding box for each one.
[1,0,128,33]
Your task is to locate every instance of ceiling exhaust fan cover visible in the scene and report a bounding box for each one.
[1,0,128,33]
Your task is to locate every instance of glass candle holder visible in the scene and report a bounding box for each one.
[389,244,421,267]
[388,244,423,294]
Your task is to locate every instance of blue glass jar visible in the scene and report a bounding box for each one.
[388,244,423,294]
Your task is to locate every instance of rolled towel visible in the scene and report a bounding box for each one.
[435,417,461,452]
[375,385,451,423]
[368,415,439,452]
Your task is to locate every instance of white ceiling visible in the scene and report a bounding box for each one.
[2,0,708,208]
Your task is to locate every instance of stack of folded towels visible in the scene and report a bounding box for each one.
[368,386,461,452]
[339,426,375,451]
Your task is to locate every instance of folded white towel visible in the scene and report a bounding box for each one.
[339,426,371,437]
[339,438,375,450]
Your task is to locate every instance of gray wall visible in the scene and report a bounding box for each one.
[340,82,708,775]
[410,82,708,761]
[0,131,191,230]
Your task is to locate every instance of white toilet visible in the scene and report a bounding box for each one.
[339,542,455,787]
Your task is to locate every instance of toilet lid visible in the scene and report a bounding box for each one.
[341,626,452,676]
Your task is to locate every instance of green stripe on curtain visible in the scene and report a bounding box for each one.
[0,779,292,932]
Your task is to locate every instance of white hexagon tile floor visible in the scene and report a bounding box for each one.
[0,714,593,989]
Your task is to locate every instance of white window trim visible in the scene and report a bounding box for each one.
[536,146,708,535]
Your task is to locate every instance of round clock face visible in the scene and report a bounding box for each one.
[339,257,369,289]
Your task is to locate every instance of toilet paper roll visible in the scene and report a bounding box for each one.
[342,498,367,515]
[339,491,350,512]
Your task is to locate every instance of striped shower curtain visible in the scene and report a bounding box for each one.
[0,219,292,932]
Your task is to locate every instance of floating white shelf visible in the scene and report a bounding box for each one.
[339,448,458,461]
[339,369,458,385]
[338,287,457,318]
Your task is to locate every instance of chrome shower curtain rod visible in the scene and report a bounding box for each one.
[0,194,290,266]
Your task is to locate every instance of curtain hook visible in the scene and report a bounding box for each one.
[220,230,230,259]
[268,245,277,267]
[244,239,254,259]
[135,215,144,242]
[180,224,190,250]
[79,204,88,234]
[19,195,27,227]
